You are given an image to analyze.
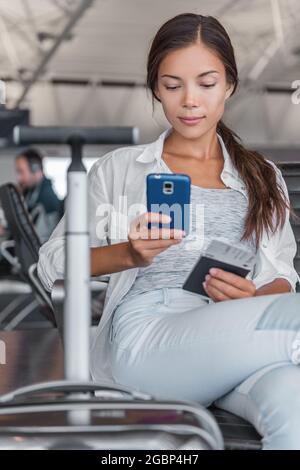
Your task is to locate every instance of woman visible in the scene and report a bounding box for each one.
[38,14,300,449]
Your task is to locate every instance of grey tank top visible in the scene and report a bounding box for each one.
[119,159,257,305]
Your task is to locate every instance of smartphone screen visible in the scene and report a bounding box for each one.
[146,173,191,235]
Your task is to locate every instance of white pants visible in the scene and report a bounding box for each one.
[109,287,300,449]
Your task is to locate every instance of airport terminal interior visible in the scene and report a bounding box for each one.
[0,0,300,452]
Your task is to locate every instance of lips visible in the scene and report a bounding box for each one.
[179,117,204,120]
[179,116,205,125]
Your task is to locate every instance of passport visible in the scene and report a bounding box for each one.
[182,239,257,297]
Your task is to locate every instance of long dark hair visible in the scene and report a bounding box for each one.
[146,13,294,249]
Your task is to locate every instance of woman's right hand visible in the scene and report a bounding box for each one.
[127,212,185,268]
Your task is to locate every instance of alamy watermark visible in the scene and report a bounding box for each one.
[94,198,205,250]
[291,80,300,104]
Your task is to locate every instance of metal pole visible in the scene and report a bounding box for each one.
[64,136,90,382]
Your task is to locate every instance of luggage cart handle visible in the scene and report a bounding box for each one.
[0,380,152,403]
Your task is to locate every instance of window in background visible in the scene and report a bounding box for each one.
[43,157,99,199]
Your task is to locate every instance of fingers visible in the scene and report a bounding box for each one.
[204,274,250,299]
[129,227,185,241]
[127,212,185,267]
[203,282,231,302]
[129,212,185,241]
[129,232,183,248]
[203,268,256,301]
[130,211,172,231]
[208,268,255,293]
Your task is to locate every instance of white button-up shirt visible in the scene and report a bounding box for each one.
[37,127,300,385]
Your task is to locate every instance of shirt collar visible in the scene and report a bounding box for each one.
[136,127,172,164]
[135,127,245,190]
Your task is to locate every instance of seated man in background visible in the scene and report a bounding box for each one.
[15,147,63,243]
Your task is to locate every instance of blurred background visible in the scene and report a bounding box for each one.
[0,2,299,449]
[0,0,299,329]
[0,0,300,196]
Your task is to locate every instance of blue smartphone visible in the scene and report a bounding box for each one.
[146,173,191,235]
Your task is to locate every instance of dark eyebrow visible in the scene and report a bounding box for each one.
[160,71,219,80]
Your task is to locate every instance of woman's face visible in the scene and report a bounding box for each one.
[155,41,234,138]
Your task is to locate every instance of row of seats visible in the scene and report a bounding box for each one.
[277,162,300,291]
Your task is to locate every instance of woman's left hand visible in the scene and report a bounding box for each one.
[203,268,256,302]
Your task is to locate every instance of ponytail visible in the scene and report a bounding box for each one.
[217,120,294,249]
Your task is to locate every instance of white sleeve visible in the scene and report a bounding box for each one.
[37,156,112,292]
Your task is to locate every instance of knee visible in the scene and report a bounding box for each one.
[250,365,300,449]
[255,293,300,333]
